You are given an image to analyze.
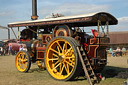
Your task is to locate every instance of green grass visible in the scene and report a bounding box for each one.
[0,55,128,85]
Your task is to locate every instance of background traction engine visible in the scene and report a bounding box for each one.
[15,24,109,81]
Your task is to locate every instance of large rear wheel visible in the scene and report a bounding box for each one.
[15,51,31,72]
[45,36,81,81]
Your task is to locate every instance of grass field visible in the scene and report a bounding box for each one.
[0,55,128,85]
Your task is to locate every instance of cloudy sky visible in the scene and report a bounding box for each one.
[0,0,128,40]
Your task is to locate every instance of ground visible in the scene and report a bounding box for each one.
[0,55,128,85]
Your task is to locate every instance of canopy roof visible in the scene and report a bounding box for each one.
[8,12,118,28]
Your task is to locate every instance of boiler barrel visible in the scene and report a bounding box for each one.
[8,40,40,52]
[8,43,26,51]
[20,40,39,52]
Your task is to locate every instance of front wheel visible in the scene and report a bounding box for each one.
[45,36,81,81]
[15,51,31,72]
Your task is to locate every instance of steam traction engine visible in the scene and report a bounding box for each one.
[8,12,117,84]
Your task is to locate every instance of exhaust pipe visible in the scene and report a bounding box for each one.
[31,0,38,20]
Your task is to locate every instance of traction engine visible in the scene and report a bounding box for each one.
[8,11,117,83]
[15,23,110,80]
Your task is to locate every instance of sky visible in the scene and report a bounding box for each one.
[0,0,128,40]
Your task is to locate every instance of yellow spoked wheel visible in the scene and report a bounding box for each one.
[15,51,31,72]
[45,36,81,81]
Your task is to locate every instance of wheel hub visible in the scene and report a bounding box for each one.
[59,55,65,62]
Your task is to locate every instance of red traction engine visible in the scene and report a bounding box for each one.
[8,12,118,81]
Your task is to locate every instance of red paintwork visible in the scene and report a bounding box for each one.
[36,45,46,59]
[20,39,30,41]
[91,29,98,44]
[87,45,99,58]
[37,47,45,51]
[37,51,44,59]
[84,43,89,51]
[53,25,72,37]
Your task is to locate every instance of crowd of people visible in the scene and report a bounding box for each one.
[109,47,127,57]
[0,44,9,56]
[19,45,27,51]
[0,45,27,56]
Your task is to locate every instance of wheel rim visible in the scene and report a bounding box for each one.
[15,51,29,72]
[45,38,76,80]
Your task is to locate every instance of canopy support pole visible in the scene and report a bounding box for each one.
[26,26,37,34]
[18,27,20,39]
[107,21,109,37]
[97,20,100,36]
[8,29,10,39]
[11,27,18,39]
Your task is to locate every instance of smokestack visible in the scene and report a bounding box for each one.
[31,0,38,20]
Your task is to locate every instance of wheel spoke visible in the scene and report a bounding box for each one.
[52,63,61,71]
[20,63,23,69]
[64,63,69,74]
[68,59,75,65]
[59,62,62,72]
[23,55,25,59]
[25,62,28,65]
[64,48,72,56]
[18,61,21,64]
[57,46,60,53]
[65,43,67,51]
[50,48,59,54]
[62,43,65,53]
[18,57,22,61]
[24,59,28,62]
[60,63,65,75]
[65,61,74,67]
[20,54,22,59]
[67,63,69,74]
[18,54,21,58]
[54,60,60,66]
[49,58,59,61]
[18,63,21,67]
[24,55,27,60]
[56,41,63,51]
[53,53,59,58]
[21,54,24,59]
[63,42,67,52]
[65,56,75,59]
[23,63,27,69]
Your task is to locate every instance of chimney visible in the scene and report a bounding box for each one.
[31,0,38,20]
